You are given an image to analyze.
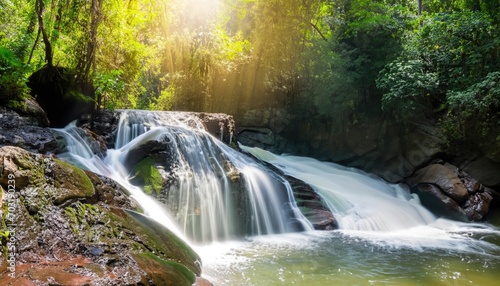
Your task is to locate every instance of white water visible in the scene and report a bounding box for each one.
[243,146,436,231]
[52,111,500,284]
[53,110,312,244]
[198,147,500,285]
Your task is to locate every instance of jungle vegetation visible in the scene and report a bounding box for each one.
[0,0,498,144]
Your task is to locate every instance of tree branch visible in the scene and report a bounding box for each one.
[310,22,328,42]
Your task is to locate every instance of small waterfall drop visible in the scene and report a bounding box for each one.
[53,110,312,244]
[244,146,436,231]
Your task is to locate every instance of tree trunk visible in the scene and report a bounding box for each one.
[35,0,53,67]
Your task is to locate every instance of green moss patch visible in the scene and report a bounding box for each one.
[133,252,196,286]
[53,159,95,204]
[132,157,162,195]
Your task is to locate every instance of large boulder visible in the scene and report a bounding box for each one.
[405,164,468,203]
[410,183,468,222]
[456,156,500,188]
[28,66,94,128]
[0,146,201,285]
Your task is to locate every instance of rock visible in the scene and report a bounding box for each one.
[285,175,338,230]
[78,110,120,149]
[406,164,469,203]
[485,187,500,208]
[195,112,236,145]
[237,127,276,147]
[52,159,95,204]
[410,183,468,222]
[0,107,58,154]
[463,192,493,221]
[28,66,94,127]
[240,108,272,127]
[15,97,50,127]
[0,146,201,285]
[194,277,215,286]
[457,170,482,194]
[460,156,500,188]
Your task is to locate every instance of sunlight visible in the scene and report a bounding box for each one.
[173,0,221,30]
[188,0,221,14]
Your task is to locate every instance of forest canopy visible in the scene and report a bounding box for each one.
[0,0,498,140]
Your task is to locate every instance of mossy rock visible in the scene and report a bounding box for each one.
[0,146,46,189]
[133,252,196,286]
[0,146,204,285]
[52,159,94,204]
[132,157,163,195]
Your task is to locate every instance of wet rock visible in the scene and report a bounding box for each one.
[459,156,500,188]
[0,107,58,154]
[406,164,468,203]
[463,192,493,221]
[485,187,500,208]
[410,183,468,222]
[78,110,118,149]
[195,112,236,145]
[459,171,482,194]
[286,175,338,230]
[194,276,215,286]
[0,146,201,285]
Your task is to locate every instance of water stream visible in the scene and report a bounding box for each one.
[53,111,500,285]
[54,110,312,244]
[198,147,500,285]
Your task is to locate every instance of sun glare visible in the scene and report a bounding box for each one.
[177,0,221,29]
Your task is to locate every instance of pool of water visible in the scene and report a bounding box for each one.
[197,221,500,285]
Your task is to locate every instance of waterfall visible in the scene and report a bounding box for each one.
[244,146,436,232]
[53,110,312,244]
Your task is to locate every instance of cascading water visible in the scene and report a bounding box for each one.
[53,110,312,244]
[52,111,500,285]
[243,146,436,231]
[198,147,500,285]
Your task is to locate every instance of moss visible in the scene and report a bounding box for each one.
[132,157,162,195]
[64,207,79,235]
[64,203,102,242]
[15,153,46,187]
[123,209,201,274]
[53,159,95,203]
[138,251,196,283]
[6,99,27,111]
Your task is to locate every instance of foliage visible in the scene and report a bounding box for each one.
[377,59,438,124]
[0,47,29,106]
[94,70,126,110]
[295,0,414,127]
[442,71,500,143]
[378,10,499,125]
[0,0,498,154]
[152,86,176,110]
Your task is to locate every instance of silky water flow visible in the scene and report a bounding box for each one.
[53,111,500,285]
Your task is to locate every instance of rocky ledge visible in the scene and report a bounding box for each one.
[0,146,202,285]
[78,110,237,149]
